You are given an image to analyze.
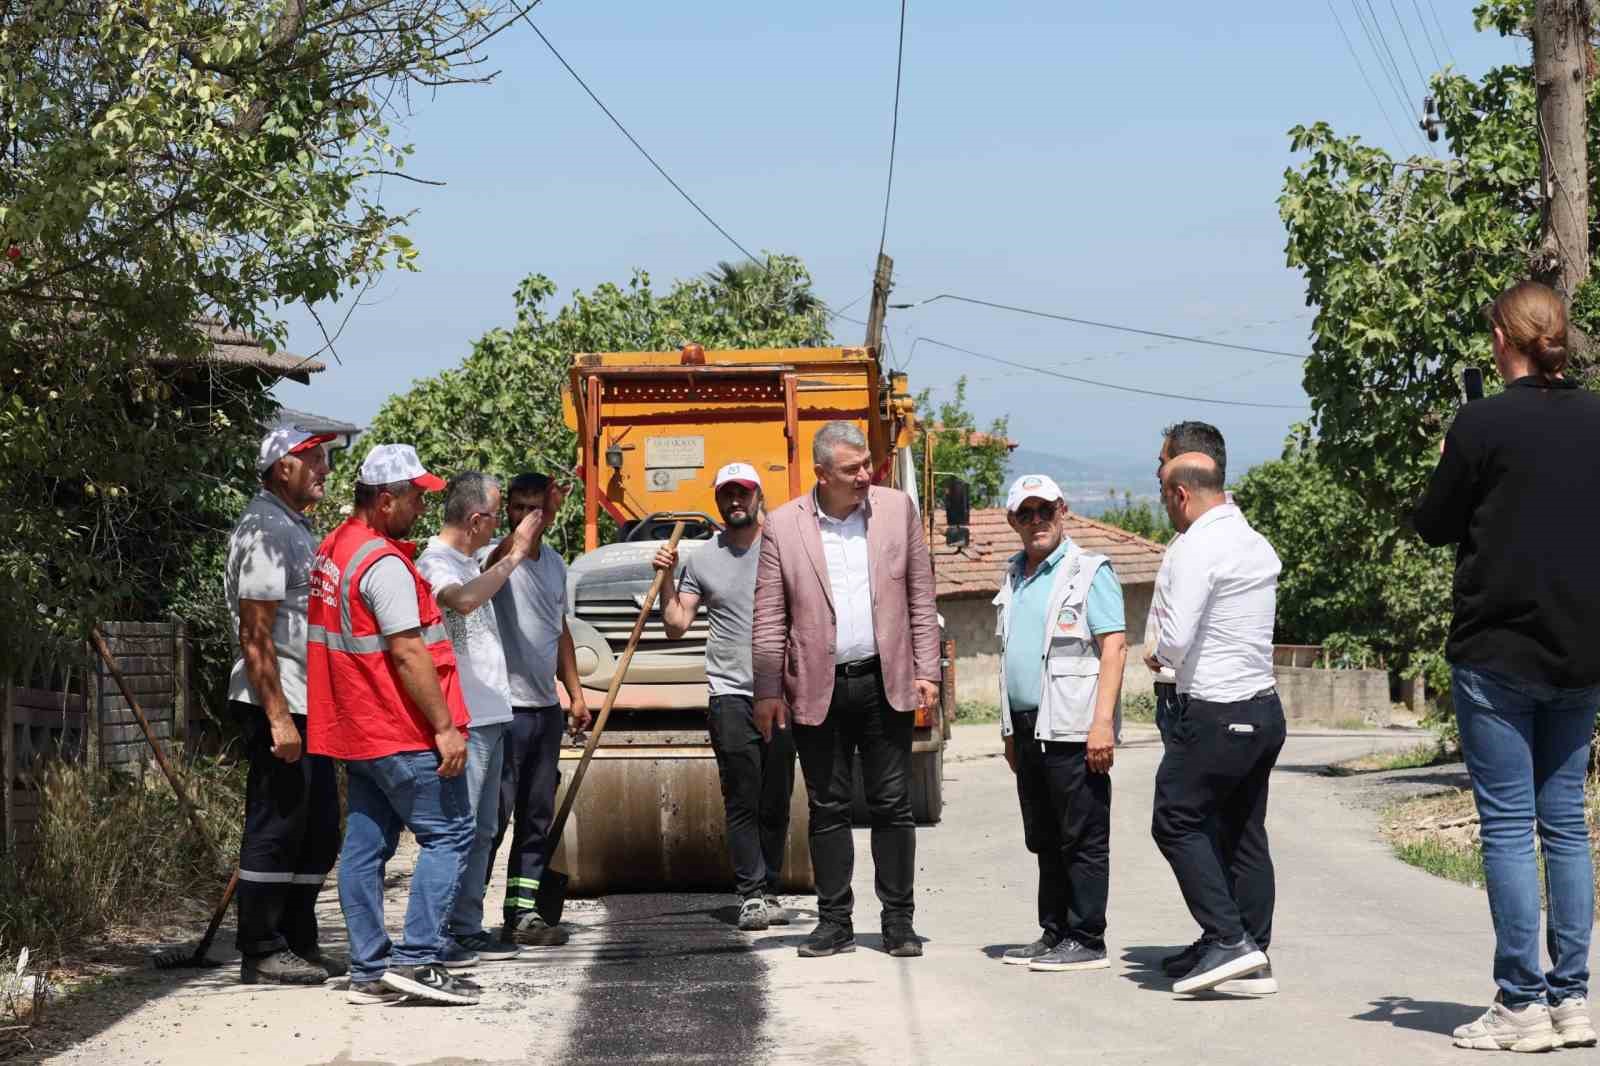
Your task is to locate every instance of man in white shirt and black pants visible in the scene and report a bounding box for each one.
[1147,422,1285,997]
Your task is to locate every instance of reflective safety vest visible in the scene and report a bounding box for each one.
[305,517,470,761]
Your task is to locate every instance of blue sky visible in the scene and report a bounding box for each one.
[275,1,1522,481]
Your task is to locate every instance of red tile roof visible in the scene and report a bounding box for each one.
[930,508,1166,599]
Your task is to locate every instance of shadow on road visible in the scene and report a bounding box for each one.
[1351,995,1482,1036]
[980,944,1024,961]
[1120,945,1179,991]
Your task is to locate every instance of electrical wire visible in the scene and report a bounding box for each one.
[1409,0,1444,70]
[1328,0,1411,149]
[1425,0,1458,66]
[878,0,908,259]
[898,294,1311,360]
[1352,0,1431,154]
[912,337,1306,410]
[1387,0,1432,92]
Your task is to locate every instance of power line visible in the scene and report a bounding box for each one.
[1425,0,1457,65]
[526,21,762,268]
[1387,0,1432,92]
[878,0,908,259]
[896,294,1311,360]
[1351,0,1428,153]
[1328,0,1410,149]
[913,336,1307,410]
[1409,0,1444,70]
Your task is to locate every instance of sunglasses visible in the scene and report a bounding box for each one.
[1014,502,1058,525]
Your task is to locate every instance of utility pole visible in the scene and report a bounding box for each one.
[1532,0,1591,303]
[863,252,894,355]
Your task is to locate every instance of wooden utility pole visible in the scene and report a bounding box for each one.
[863,253,894,354]
[1532,0,1592,302]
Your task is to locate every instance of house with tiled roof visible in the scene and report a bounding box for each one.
[930,507,1168,705]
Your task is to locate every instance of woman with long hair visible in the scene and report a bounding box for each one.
[1415,280,1600,1053]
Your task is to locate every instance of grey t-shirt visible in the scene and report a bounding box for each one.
[417,538,514,727]
[226,491,317,714]
[680,531,760,698]
[482,541,568,708]
[360,556,422,635]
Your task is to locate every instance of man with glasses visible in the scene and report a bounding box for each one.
[416,472,540,967]
[992,474,1127,974]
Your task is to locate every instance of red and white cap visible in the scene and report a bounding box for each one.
[257,427,336,473]
[713,462,762,491]
[357,443,446,492]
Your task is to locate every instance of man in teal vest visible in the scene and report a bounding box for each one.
[992,474,1127,973]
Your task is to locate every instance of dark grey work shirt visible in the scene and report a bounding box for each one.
[680,532,761,699]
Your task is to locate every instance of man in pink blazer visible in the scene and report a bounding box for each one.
[752,420,941,958]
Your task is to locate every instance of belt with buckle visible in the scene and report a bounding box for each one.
[835,656,880,678]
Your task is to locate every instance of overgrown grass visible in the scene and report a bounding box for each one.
[0,757,244,960]
[1123,694,1156,724]
[954,700,1001,724]
[1393,837,1487,888]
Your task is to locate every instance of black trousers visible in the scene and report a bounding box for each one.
[231,701,340,958]
[1010,709,1111,950]
[708,694,797,900]
[492,705,564,919]
[1151,690,1286,950]
[792,663,915,930]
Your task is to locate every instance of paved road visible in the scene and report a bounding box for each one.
[41,726,1600,1065]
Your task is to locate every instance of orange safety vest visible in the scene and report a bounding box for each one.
[305,517,470,761]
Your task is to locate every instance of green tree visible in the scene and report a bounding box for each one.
[1097,492,1174,544]
[326,255,833,553]
[0,0,528,679]
[1279,0,1600,517]
[911,377,1012,509]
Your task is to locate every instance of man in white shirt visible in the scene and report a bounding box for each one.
[1146,421,1285,997]
[416,472,540,967]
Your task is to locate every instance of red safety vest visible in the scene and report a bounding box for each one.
[305,517,470,761]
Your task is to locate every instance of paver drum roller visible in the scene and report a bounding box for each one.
[548,745,814,894]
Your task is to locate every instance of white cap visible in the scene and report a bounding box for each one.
[1005,473,1065,513]
[713,461,762,491]
[257,427,335,473]
[357,443,446,491]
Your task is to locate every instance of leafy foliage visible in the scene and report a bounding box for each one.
[325,255,834,552]
[1097,492,1174,544]
[0,0,529,679]
[910,377,1012,510]
[1279,0,1600,517]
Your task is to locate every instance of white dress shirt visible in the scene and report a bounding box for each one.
[1144,533,1179,684]
[1154,503,1280,702]
[815,492,878,664]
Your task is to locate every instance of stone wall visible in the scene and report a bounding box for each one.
[1274,665,1391,727]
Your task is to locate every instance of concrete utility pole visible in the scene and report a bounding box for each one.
[863,252,894,355]
[1532,0,1592,302]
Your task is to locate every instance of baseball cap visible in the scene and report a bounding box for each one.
[357,443,447,492]
[713,461,762,491]
[1005,473,1065,513]
[257,427,336,473]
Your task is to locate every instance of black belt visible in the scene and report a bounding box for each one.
[1177,686,1277,710]
[835,656,881,678]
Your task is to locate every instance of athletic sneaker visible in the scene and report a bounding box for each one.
[1452,995,1556,1052]
[347,979,406,1006]
[1172,938,1268,995]
[882,923,923,958]
[455,930,522,962]
[380,964,481,1006]
[738,898,769,931]
[763,895,791,926]
[1003,934,1060,966]
[436,941,480,970]
[1029,939,1110,973]
[505,913,570,946]
[1551,997,1598,1048]
[797,920,856,958]
[299,946,349,980]
[1214,962,1279,996]
[240,949,327,986]
[1161,939,1205,978]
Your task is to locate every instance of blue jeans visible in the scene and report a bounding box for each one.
[339,750,475,983]
[1453,665,1600,1007]
[447,721,508,939]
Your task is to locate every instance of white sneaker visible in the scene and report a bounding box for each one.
[1214,963,1278,996]
[1452,995,1556,1053]
[1551,997,1598,1048]
[737,897,769,931]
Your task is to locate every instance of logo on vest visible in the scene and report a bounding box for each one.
[1056,605,1081,633]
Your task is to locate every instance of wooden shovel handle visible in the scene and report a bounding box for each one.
[546,521,685,849]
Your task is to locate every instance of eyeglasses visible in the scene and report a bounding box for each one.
[1013,502,1058,525]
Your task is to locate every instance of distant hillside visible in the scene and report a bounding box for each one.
[1005,448,1157,516]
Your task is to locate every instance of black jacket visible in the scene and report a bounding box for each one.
[1413,376,1600,688]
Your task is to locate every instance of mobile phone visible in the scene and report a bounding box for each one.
[1462,366,1484,402]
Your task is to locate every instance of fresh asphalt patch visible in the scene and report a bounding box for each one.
[562,894,769,1065]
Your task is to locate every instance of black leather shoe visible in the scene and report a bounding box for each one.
[797,920,856,958]
[882,924,923,958]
